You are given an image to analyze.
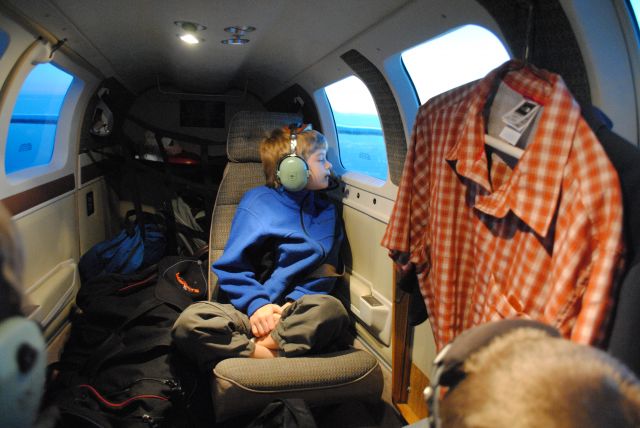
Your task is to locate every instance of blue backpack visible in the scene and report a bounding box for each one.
[79,211,166,283]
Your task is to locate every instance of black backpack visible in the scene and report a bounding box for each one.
[47,257,208,428]
[245,399,317,428]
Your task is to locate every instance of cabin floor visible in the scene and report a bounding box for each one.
[311,355,405,428]
[215,391,405,428]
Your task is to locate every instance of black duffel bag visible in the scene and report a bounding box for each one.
[46,256,208,428]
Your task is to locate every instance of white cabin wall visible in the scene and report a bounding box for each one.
[0,9,101,343]
[77,177,111,255]
[560,0,639,144]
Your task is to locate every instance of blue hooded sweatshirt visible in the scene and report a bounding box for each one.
[212,186,341,316]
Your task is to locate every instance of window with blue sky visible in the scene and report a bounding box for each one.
[6,63,74,174]
[324,75,388,181]
[401,24,511,104]
[630,0,640,30]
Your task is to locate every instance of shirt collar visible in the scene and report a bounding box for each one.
[445,60,581,237]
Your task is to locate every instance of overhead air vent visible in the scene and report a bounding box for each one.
[221,26,255,45]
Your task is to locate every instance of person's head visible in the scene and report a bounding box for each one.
[260,126,332,191]
[434,322,640,428]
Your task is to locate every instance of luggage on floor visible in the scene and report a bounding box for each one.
[47,257,207,428]
[246,399,317,428]
[78,210,166,283]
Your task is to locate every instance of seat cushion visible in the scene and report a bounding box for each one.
[212,348,383,421]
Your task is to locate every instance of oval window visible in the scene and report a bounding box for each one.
[6,63,74,174]
[402,24,511,104]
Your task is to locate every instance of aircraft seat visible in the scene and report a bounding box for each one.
[206,110,383,421]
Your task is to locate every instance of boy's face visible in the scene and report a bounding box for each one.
[305,148,332,190]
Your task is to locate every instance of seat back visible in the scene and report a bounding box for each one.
[208,110,302,298]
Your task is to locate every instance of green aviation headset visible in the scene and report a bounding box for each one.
[0,317,46,428]
[276,124,311,192]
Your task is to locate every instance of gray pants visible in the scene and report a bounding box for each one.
[172,294,351,371]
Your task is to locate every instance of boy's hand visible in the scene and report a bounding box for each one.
[272,301,293,323]
[250,304,283,337]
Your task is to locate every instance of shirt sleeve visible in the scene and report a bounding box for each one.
[212,206,272,316]
[381,106,432,267]
[380,117,417,254]
[570,121,625,345]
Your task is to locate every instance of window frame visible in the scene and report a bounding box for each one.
[0,28,10,60]
[0,36,98,200]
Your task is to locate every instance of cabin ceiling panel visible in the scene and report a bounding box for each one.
[4,0,412,99]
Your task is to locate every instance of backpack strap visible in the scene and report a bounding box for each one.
[305,198,345,280]
[305,263,344,280]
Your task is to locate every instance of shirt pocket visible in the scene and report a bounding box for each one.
[485,273,529,322]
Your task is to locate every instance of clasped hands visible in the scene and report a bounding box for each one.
[249,302,292,337]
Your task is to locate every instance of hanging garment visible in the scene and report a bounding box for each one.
[382,60,624,350]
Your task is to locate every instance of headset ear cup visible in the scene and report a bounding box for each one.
[277,155,309,192]
[0,317,45,428]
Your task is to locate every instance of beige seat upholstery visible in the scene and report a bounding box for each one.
[208,110,383,421]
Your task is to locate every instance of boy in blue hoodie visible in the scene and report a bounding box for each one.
[172,126,350,368]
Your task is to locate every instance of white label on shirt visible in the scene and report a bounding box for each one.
[502,99,540,132]
[498,126,523,146]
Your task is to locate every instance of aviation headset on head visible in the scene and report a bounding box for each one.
[424,319,560,428]
[276,123,312,192]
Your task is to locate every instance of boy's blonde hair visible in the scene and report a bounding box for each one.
[439,328,640,428]
[259,127,327,188]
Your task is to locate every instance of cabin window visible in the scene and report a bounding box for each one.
[630,0,640,31]
[401,24,510,104]
[324,75,388,181]
[5,63,74,174]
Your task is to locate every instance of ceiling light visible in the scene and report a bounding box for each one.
[175,21,206,44]
[180,33,201,44]
[221,25,255,45]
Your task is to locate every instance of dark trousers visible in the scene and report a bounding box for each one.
[172,294,351,371]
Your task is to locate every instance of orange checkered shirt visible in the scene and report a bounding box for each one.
[382,61,624,349]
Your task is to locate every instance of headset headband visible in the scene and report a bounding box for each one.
[288,123,311,155]
[424,319,560,428]
[290,131,298,155]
